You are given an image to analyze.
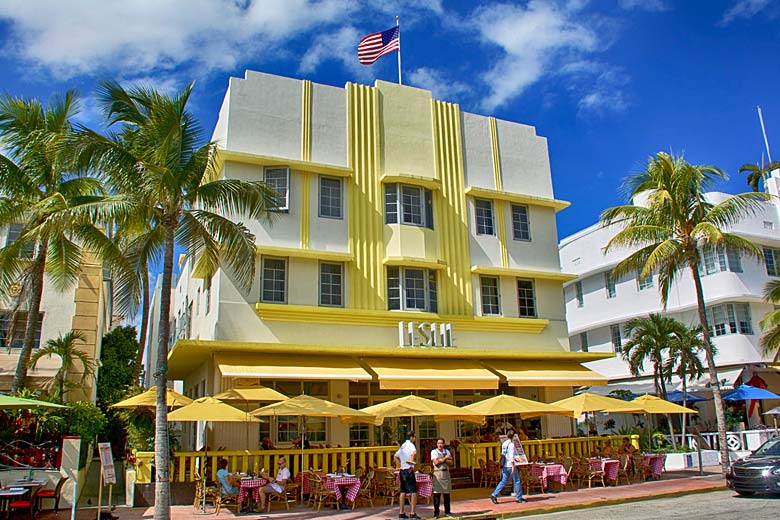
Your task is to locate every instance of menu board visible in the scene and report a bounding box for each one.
[98,443,116,484]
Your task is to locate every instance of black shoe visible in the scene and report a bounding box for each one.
[516,498,528,503]
[399,514,408,519]
[409,514,421,520]
[445,514,456,517]
[490,495,498,504]
[433,515,440,519]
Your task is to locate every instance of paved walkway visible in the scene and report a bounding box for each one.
[40,468,727,520]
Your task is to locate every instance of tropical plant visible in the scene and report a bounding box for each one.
[66,400,107,441]
[74,80,277,520]
[601,151,767,473]
[621,314,683,399]
[739,160,780,192]
[0,91,112,392]
[759,279,780,362]
[664,324,709,446]
[29,330,95,402]
[96,325,140,410]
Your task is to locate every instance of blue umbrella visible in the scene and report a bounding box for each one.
[722,384,780,401]
[666,390,708,403]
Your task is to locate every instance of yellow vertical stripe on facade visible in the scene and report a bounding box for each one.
[347,83,384,310]
[489,117,503,191]
[432,100,473,315]
[300,80,312,249]
[496,200,509,268]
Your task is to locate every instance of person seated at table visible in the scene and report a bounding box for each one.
[620,437,637,455]
[258,456,290,511]
[216,458,238,496]
[601,444,614,458]
[260,437,275,450]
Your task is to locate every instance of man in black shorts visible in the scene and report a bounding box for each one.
[394,432,420,519]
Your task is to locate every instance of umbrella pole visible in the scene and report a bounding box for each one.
[301,419,306,504]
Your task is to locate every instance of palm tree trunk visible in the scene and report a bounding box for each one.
[154,220,175,520]
[131,269,150,386]
[681,378,688,449]
[658,367,678,449]
[12,243,48,393]
[688,260,729,475]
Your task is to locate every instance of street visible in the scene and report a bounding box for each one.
[514,489,779,519]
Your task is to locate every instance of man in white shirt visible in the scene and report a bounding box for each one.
[258,456,290,511]
[393,432,420,519]
[489,430,526,505]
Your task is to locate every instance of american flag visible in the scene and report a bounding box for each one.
[357,27,400,65]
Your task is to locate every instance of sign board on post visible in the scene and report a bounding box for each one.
[98,443,116,485]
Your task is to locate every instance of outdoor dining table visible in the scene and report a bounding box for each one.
[8,479,46,488]
[529,463,568,490]
[589,458,620,484]
[237,477,268,507]
[393,471,433,498]
[324,474,361,505]
[642,454,665,480]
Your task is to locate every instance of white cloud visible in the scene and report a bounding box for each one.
[407,67,471,102]
[720,0,772,25]
[472,1,599,110]
[298,26,375,83]
[0,0,355,80]
[617,0,668,12]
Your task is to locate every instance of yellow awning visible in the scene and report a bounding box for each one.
[484,361,607,387]
[362,358,500,390]
[216,353,372,381]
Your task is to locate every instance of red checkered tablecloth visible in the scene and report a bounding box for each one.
[589,459,620,482]
[237,478,268,504]
[643,455,665,479]
[324,476,361,503]
[530,464,567,489]
[393,472,433,498]
[294,473,311,494]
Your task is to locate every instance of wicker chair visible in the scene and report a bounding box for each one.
[310,474,339,512]
[632,454,652,481]
[485,460,501,489]
[560,458,576,491]
[478,459,489,487]
[616,455,632,485]
[214,487,241,515]
[193,472,220,512]
[267,480,297,512]
[521,465,545,495]
[586,459,606,488]
[353,469,375,509]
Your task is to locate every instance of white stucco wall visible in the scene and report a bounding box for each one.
[495,119,553,198]
[310,83,347,167]
[461,113,495,190]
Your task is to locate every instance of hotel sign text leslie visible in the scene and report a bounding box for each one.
[398,321,454,348]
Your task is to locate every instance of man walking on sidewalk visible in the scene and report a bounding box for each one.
[394,432,420,519]
[490,430,526,505]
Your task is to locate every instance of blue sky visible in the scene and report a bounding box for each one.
[0,0,778,240]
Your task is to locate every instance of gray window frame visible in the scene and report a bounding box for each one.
[480,276,501,316]
[318,176,343,219]
[387,266,438,312]
[575,281,584,307]
[579,331,589,352]
[511,204,531,241]
[384,183,434,229]
[516,278,537,318]
[475,199,495,236]
[604,271,616,299]
[264,167,290,212]
[610,323,622,352]
[319,262,344,307]
[260,257,287,303]
[764,247,780,277]
[637,270,654,291]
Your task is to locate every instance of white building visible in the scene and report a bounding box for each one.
[559,187,780,429]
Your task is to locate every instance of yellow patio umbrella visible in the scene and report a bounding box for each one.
[111,386,193,409]
[169,397,261,513]
[214,384,288,449]
[251,395,378,502]
[358,394,485,424]
[462,394,576,419]
[630,394,698,415]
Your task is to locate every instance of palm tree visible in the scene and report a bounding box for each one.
[758,279,780,362]
[30,330,95,402]
[601,151,767,474]
[621,314,682,449]
[0,91,111,392]
[739,160,780,192]
[664,324,709,446]
[74,81,276,520]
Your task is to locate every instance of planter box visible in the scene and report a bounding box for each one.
[664,450,719,470]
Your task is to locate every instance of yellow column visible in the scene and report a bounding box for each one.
[300,80,312,250]
[489,117,503,191]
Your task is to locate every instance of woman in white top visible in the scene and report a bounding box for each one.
[258,456,290,511]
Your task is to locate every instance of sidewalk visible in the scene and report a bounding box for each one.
[40,467,727,520]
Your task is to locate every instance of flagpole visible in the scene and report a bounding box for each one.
[396,16,402,85]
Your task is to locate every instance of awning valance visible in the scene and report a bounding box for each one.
[362,358,500,390]
[484,361,607,387]
[216,354,372,381]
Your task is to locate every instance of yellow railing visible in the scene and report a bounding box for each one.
[133,435,639,484]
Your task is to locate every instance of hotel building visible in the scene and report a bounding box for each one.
[559,188,780,429]
[163,70,610,450]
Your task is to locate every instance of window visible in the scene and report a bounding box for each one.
[637,270,653,290]
[516,279,536,318]
[708,303,753,336]
[610,324,622,352]
[204,275,211,315]
[700,245,743,275]
[0,310,44,349]
[604,272,616,299]
[319,176,342,218]
[480,276,501,315]
[764,221,774,230]
[511,204,531,241]
[4,223,34,258]
[264,167,290,211]
[319,263,343,307]
[727,248,742,273]
[386,267,437,312]
[575,281,584,307]
[261,257,286,303]
[764,247,780,277]
[277,416,298,443]
[579,332,589,352]
[475,199,494,235]
[384,183,433,228]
